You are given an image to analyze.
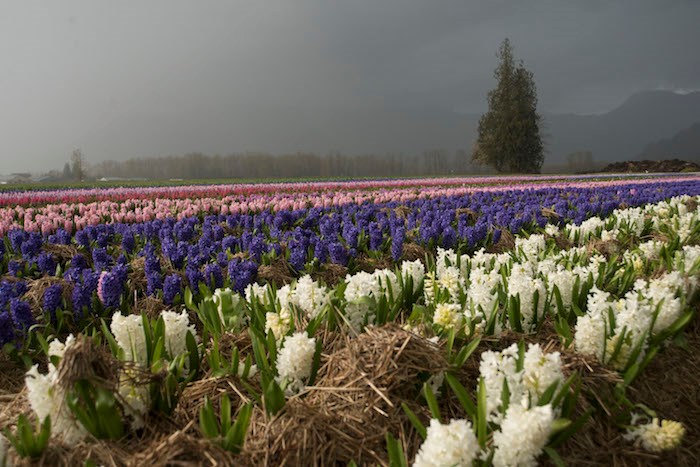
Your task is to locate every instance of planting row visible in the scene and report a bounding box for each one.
[1,195,697,465]
[2,176,698,236]
[0,173,674,208]
[2,179,700,350]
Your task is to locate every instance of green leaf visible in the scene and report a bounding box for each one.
[307,339,323,387]
[453,337,480,368]
[220,394,232,433]
[226,404,253,452]
[262,377,286,415]
[385,432,408,467]
[422,383,441,421]
[477,377,487,449]
[401,403,426,440]
[199,397,220,439]
[544,446,566,467]
[445,373,477,421]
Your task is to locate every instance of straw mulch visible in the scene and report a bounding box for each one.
[243,325,444,465]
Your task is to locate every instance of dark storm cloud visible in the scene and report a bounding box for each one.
[1,0,698,172]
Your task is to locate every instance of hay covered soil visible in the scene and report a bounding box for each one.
[2,317,698,466]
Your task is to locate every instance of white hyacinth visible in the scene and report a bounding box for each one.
[507,263,546,330]
[118,369,151,430]
[111,311,148,365]
[401,259,425,291]
[276,284,294,311]
[437,266,464,302]
[479,345,525,420]
[161,309,197,358]
[515,234,546,261]
[435,247,458,279]
[25,365,87,444]
[625,417,685,453]
[492,403,554,467]
[293,275,330,319]
[275,331,317,395]
[47,333,76,368]
[413,418,478,467]
[265,306,292,341]
[245,282,272,306]
[433,303,462,330]
[522,344,564,398]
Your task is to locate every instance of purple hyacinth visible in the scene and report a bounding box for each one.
[7,261,21,277]
[97,265,127,309]
[72,269,100,317]
[145,253,163,296]
[228,259,258,294]
[313,239,328,263]
[8,229,25,254]
[368,222,383,251]
[10,298,34,332]
[186,265,205,292]
[37,253,57,276]
[92,247,113,271]
[43,284,63,320]
[328,242,348,266]
[0,312,14,346]
[204,263,224,289]
[20,233,42,259]
[288,242,307,271]
[121,230,136,254]
[391,227,405,262]
[163,274,183,305]
[342,223,359,249]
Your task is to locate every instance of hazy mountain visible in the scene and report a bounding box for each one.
[543,90,700,165]
[637,122,700,161]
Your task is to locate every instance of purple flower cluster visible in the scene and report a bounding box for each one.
[1,178,700,339]
[97,264,128,309]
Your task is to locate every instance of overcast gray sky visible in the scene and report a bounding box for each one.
[1,0,699,173]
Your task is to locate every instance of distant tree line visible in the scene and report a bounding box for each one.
[89,150,491,180]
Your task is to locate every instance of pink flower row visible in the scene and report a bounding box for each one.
[1,176,697,237]
[0,174,655,208]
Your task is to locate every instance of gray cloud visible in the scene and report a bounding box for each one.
[1,0,698,173]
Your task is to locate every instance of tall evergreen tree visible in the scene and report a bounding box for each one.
[472,39,544,173]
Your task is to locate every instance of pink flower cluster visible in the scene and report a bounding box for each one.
[0,174,652,208]
[1,175,697,237]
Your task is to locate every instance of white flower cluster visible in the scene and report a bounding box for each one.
[515,234,546,262]
[292,275,331,319]
[343,269,399,331]
[575,271,687,369]
[25,334,87,444]
[479,343,564,422]
[506,263,546,330]
[245,282,273,306]
[111,312,148,365]
[433,303,462,330]
[401,259,426,293]
[624,416,685,453]
[265,307,291,341]
[413,418,478,467]
[492,403,554,467]
[110,310,196,428]
[275,331,317,395]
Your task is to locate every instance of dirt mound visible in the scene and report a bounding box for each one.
[600,159,700,173]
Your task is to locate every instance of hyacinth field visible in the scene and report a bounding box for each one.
[1,175,700,466]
